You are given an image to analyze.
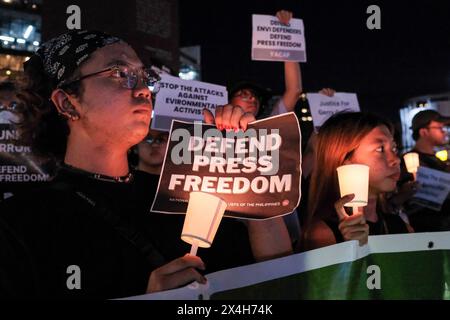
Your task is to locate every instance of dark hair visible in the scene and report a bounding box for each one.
[306,112,394,228]
[228,81,272,117]
[15,55,82,160]
[412,129,420,141]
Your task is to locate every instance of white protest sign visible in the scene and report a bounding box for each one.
[152,74,228,131]
[412,166,450,211]
[308,92,360,129]
[252,14,306,62]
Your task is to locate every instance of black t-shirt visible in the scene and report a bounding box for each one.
[399,149,450,232]
[412,149,450,173]
[399,149,450,185]
[0,166,254,299]
[324,213,410,244]
[133,172,254,274]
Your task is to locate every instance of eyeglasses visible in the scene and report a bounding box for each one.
[145,135,168,145]
[59,65,161,93]
[426,126,447,132]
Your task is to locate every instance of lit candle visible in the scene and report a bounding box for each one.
[403,152,420,180]
[336,164,369,214]
[435,150,448,162]
[181,192,227,256]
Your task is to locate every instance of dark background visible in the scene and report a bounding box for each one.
[179,0,450,123]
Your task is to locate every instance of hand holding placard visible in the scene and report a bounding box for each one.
[252,14,306,62]
[276,10,292,25]
[307,92,360,129]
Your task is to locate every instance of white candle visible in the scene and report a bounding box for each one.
[403,152,419,179]
[336,164,370,208]
[181,192,227,256]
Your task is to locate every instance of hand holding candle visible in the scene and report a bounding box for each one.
[181,192,227,256]
[334,194,369,245]
[336,164,370,213]
[403,152,419,180]
[335,164,370,246]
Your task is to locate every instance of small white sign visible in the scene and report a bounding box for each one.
[413,166,450,211]
[252,14,306,62]
[152,74,228,131]
[308,92,360,129]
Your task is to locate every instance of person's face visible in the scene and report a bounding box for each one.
[0,90,16,109]
[72,41,152,148]
[138,130,169,167]
[347,125,401,195]
[422,120,448,146]
[230,88,261,115]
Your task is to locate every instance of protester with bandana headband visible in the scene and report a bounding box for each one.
[0,30,292,299]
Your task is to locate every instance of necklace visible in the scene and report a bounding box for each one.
[61,163,134,183]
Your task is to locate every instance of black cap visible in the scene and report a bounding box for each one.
[228,81,272,106]
[411,110,450,131]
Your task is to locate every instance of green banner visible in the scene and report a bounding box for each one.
[213,250,450,300]
[127,232,450,300]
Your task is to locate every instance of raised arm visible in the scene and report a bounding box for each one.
[277,10,303,112]
[282,62,302,111]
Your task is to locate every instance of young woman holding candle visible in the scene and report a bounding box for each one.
[303,112,413,251]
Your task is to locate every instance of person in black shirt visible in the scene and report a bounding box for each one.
[0,30,292,299]
[303,112,412,251]
[133,131,266,273]
[409,110,450,172]
[398,110,450,232]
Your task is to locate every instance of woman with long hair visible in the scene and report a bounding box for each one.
[304,112,413,251]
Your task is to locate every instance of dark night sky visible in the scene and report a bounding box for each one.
[179,0,450,123]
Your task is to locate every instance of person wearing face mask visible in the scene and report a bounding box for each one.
[303,112,413,251]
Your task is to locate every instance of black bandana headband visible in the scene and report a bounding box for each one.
[35,30,121,88]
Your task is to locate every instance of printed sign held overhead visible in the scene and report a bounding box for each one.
[252,14,306,62]
[152,74,228,131]
[308,92,360,129]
